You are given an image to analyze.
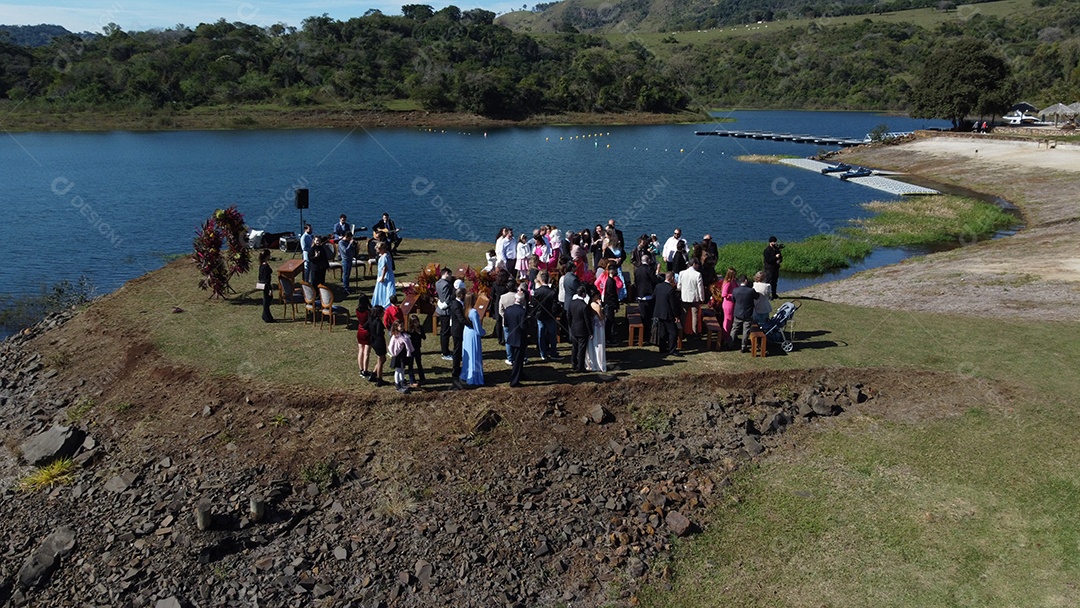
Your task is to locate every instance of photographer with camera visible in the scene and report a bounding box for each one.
[763,236,784,300]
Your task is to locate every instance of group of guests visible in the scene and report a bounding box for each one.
[263,214,788,391]
[353,222,783,390]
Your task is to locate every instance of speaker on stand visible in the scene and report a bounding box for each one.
[295,188,309,236]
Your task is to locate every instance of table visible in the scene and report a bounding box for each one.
[278,259,304,282]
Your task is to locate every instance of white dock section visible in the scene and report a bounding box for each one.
[780,158,939,196]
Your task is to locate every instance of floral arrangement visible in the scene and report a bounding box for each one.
[406,263,440,301]
[708,279,725,309]
[463,267,495,297]
[192,206,250,299]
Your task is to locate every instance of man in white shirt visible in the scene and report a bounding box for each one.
[494,227,509,270]
[677,259,705,336]
[299,224,314,283]
[662,228,686,273]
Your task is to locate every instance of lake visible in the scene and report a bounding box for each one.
[2,110,948,307]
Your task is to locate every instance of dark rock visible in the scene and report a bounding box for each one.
[849,386,868,403]
[17,526,77,589]
[810,395,836,417]
[19,425,85,466]
[104,470,138,494]
[472,410,502,434]
[766,412,789,434]
[415,560,433,585]
[588,405,612,425]
[312,584,334,598]
[743,435,764,456]
[665,511,693,537]
[627,557,647,578]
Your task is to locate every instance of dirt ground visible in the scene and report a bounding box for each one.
[792,135,1080,321]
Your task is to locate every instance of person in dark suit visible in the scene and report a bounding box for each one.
[731,275,761,352]
[763,236,783,300]
[652,271,681,356]
[503,293,528,387]
[633,254,658,341]
[435,267,454,358]
[565,285,594,372]
[449,287,472,389]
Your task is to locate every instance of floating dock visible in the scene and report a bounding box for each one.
[779,158,940,196]
[695,129,869,146]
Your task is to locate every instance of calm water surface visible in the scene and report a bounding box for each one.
[2,110,948,302]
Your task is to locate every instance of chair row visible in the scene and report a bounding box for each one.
[278,275,348,329]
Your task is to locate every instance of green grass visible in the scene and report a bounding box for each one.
[65,399,96,424]
[641,299,1080,607]
[18,458,78,493]
[715,235,874,277]
[850,195,1017,247]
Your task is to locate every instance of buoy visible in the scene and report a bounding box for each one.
[546,137,549,141]
[680,149,684,153]
[606,144,610,148]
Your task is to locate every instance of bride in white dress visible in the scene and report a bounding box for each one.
[585,287,606,372]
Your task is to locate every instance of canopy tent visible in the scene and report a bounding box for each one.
[1010,102,1039,113]
[1041,102,1076,124]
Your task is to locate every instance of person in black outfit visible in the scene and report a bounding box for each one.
[603,267,620,346]
[503,293,529,387]
[531,271,560,360]
[565,285,594,372]
[763,236,783,299]
[731,275,761,352]
[309,235,330,288]
[258,249,275,323]
[365,305,388,387]
[700,234,719,286]
[435,267,454,358]
[652,272,681,356]
[633,254,658,342]
[489,269,511,346]
[449,287,473,389]
[373,212,402,252]
[671,240,689,275]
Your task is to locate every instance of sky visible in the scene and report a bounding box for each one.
[0,0,526,33]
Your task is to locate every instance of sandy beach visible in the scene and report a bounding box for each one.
[792,135,1080,321]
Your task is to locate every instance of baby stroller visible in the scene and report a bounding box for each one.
[759,301,800,352]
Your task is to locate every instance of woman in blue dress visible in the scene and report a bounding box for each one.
[460,292,487,386]
[371,241,395,307]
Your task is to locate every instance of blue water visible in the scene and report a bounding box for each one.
[1,110,948,302]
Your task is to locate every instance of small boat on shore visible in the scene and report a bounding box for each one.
[839,167,873,181]
[820,162,851,174]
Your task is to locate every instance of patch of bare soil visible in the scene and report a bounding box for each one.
[793,135,1080,321]
[0,305,997,606]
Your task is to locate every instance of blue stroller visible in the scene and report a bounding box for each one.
[760,301,800,352]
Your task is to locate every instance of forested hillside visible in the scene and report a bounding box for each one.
[0,9,688,119]
[0,0,1078,121]
[502,0,1004,34]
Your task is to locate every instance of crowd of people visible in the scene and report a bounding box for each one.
[268,215,786,391]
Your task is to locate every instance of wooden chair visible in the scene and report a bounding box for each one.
[278,275,305,321]
[318,285,347,330]
[300,282,318,325]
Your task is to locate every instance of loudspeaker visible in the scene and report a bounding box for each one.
[295,188,309,209]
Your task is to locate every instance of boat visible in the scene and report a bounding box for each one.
[839,167,873,181]
[1003,110,1052,126]
[820,162,851,174]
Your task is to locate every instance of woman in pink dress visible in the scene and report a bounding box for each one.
[720,267,737,348]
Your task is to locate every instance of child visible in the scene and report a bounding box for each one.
[482,249,497,273]
[406,313,426,388]
[383,294,403,328]
[387,320,414,394]
[365,305,387,387]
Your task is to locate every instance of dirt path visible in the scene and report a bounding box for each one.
[792,135,1080,321]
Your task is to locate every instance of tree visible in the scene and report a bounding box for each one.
[909,38,1011,128]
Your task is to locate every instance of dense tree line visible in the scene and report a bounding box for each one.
[0,8,689,118]
[1,0,1078,122]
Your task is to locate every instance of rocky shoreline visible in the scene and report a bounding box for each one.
[0,308,892,607]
